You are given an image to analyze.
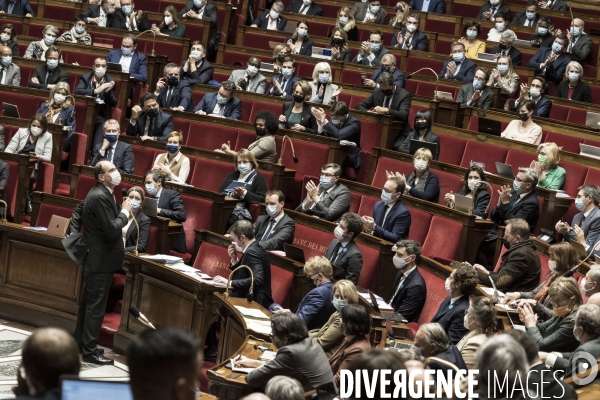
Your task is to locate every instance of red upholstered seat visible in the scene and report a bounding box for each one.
[35,162,54,194]
[567,108,587,126]
[422,216,462,262]
[359,120,383,154]
[408,208,433,246]
[434,39,453,56]
[180,194,214,254]
[190,92,206,109]
[193,241,231,277]
[434,170,464,206]
[404,57,444,77]
[357,194,379,217]
[424,19,456,36]
[505,149,535,174]
[544,131,580,154]
[241,32,274,50]
[589,86,600,104]
[559,160,588,197]
[186,122,238,151]
[438,135,467,166]
[460,140,508,169]
[292,224,331,259]
[405,80,418,94]
[406,267,447,340]
[271,265,294,309]
[250,101,281,123]
[584,65,597,79]
[73,175,97,200]
[372,158,413,187]
[222,49,250,67]
[339,70,364,87]
[189,158,234,192]
[532,196,544,235]
[35,203,74,228]
[415,82,457,100]
[450,2,481,18]
[349,192,362,214]
[549,104,570,121]
[585,166,600,186]
[356,243,380,291]
[174,119,191,137]
[349,95,368,109]
[235,130,257,151]
[131,146,159,176]
[466,116,479,132]
[69,132,87,172]
[146,226,158,254]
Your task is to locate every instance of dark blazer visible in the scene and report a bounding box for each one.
[157,81,193,111]
[427,345,468,374]
[553,336,600,377]
[387,267,426,322]
[476,3,511,20]
[489,189,540,237]
[490,45,522,66]
[178,0,217,23]
[512,95,552,118]
[0,0,34,15]
[79,5,126,29]
[458,187,491,219]
[107,49,147,83]
[556,79,592,103]
[324,239,363,284]
[528,363,578,399]
[282,101,317,134]
[254,213,295,251]
[512,11,540,27]
[295,281,336,330]
[526,47,571,84]
[351,2,387,24]
[406,170,440,203]
[527,313,578,352]
[218,171,268,207]
[64,184,128,273]
[124,211,151,253]
[36,102,76,151]
[181,59,213,85]
[370,67,406,89]
[230,241,273,309]
[285,36,314,56]
[126,109,174,141]
[371,199,411,243]
[570,34,593,65]
[28,65,68,90]
[439,58,477,82]
[90,141,135,174]
[431,296,470,345]
[286,0,323,16]
[548,0,567,11]
[156,188,187,253]
[457,83,495,109]
[351,46,390,67]
[529,33,556,49]
[295,183,351,222]
[0,160,9,216]
[268,73,301,98]
[565,206,600,253]
[390,29,429,52]
[193,92,242,120]
[115,9,151,32]
[253,12,287,30]
[357,87,411,145]
[397,130,440,160]
[409,0,444,13]
[320,113,362,169]
[74,72,118,119]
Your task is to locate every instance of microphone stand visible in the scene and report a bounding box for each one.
[278,135,298,166]
[0,200,7,224]
[405,67,440,101]
[224,265,254,303]
[136,29,156,57]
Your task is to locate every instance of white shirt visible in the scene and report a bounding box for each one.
[0,66,6,85]
[122,216,134,246]
[267,16,278,30]
[99,8,107,27]
[450,295,463,305]
[125,13,138,31]
[98,143,116,162]
[420,0,431,11]
[197,4,205,19]
[364,10,376,22]
[153,152,191,184]
[119,53,133,73]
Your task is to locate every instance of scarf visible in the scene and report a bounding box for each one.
[534,272,556,303]
[38,39,49,61]
[70,27,87,40]
[405,169,429,195]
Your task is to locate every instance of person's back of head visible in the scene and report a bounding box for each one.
[345,350,409,399]
[265,376,303,400]
[240,394,270,400]
[503,329,539,365]
[127,327,201,400]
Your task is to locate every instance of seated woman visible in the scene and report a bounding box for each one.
[329,304,371,387]
[309,279,360,357]
[1,24,20,57]
[286,20,314,56]
[556,61,592,103]
[445,165,491,219]
[506,242,578,321]
[398,148,440,203]
[457,296,497,369]
[57,17,92,45]
[388,1,409,30]
[331,7,358,42]
[272,44,292,75]
[36,82,76,152]
[529,16,555,49]
[152,6,186,37]
[519,277,582,352]
[397,110,440,159]
[221,111,277,162]
[153,131,190,184]
[501,99,542,145]
[217,149,268,229]
[24,25,62,61]
[236,313,334,391]
[329,28,353,63]
[309,62,342,106]
[123,186,151,254]
[487,11,510,42]
[530,142,566,190]
[487,56,519,100]
[280,81,318,134]
[461,21,485,60]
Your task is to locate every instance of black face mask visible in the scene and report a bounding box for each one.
[306,276,316,289]
[332,37,344,46]
[293,94,304,103]
[415,121,428,130]
[146,108,159,118]
[502,238,513,250]
[255,127,266,136]
[499,43,508,50]
[381,65,391,73]
[277,54,286,63]
[519,113,529,122]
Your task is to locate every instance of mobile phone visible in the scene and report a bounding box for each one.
[228,372,242,379]
[360,73,367,82]
[152,23,156,28]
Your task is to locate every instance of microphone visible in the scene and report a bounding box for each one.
[135,30,156,57]
[563,240,600,277]
[278,135,299,165]
[224,265,254,303]
[122,188,140,256]
[404,67,441,100]
[129,306,156,329]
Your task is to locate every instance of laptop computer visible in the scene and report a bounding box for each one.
[513,39,532,48]
[579,143,600,160]
[283,243,305,263]
[495,162,515,179]
[106,62,122,72]
[585,112,600,129]
[570,240,588,260]
[478,118,502,136]
[435,91,454,101]
[408,139,438,157]
[259,62,275,73]
[61,377,132,400]
[368,290,407,323]
[46,215,70,237]
[312,47,332,60]
[454,193,474,214]
[2,102,19,118]
[477,52,496,63]
[141,198,158,217]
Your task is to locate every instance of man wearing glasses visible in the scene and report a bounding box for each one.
[352,30,389,67]
[295,163,351,221]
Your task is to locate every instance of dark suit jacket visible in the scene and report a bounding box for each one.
[295,183,351,222]
[529,362,578,399]
[526,47,571,84]
[0,0,34,15]
[124,211,151,253]
[357,87,411,142]
[457,83,495,109]
[406,170,440,203]
[431,296,470,345]
[476,3,511,20]
[427,345,468,374]
[36,102,76,151]
[351,46,389,67]
[570,34,593,65]
[79,5,126,29]
[178,0,217,23]
[218,171,268,207]
[157,81,193,111]
[512,11,540,26]
[489,189,540,237]
[324,239,363,284]
[565,206,600,253]
[295,281,336,330]
[513,95,552,118]
[553,336,600,377]
[107,49,147,83]
[439,58,477,82]
[193,92,242,120]
[556,79,592,103]
[459,187,491,219]
[64,183,128,272]
[254,213,295,251]
[28,65,68,90]
[285,36,314,56]
[372,199,411,243]
[181,59,213,84]
[490,45,522,66]
[479,239,541,292]
[370,67,406,89]
[386,267,426,322]
[252,12,287,30]
[286,0,323,15]
[230,241,273,309]
[90,141,134,174]
[282,101,317,134]
[320,113,362,169]
[155,188,187,253]
[115,9,151,32]
[390,29,429,52]
[268,73,301,98]
[126,109,174,141]
[397,130,441,160]
[0,160,9,216]
[352,2,387,24]
[74,72,118,118]
[548,0,567,11]
[409,0,444,14]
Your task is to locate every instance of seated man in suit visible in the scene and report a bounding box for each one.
[193,80,242,120]
[127,93,174,141]
[118,0,151,32]
[511,76,552,117]
[286,0,323,16]
[563,18,593,65]
[352,0,387,25]
[364,54,405,89]
[296,163,351,222]
[268,57,300,98]
[179,0,217,24]
[352,30,389,67]
[314,101,362,170]
[409,0,444,14]
[457,67,495,109]
[491,29,523,66]
[389,13,429,52]
[432,262,478,345]
[539,0,567,11]
[477,0,512,21]
[79,0,125,28]
[556,185,600,255]
[526,33,571,84]
[414,323,467,373]
[439,42,477,83]
[0,0,34,16]
[324,212,363,284]
[386,239,426,322]
[512,0,539,27]
[107,33,147,83]
[228,56,266,94]
[362,175,410,243]
[144,169,187,253]
[181,41,213,84]
[28,46,68,90]
[254,189,295,251]
[251,1,287,30]
[90,119,134,174]
[154,63,192,112]
[0,45,20,86]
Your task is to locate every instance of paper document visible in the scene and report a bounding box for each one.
[235,306,270,320]
[245,319,272,335]
[26,227,48,231]
[481,287,505,298]
[259,351,277,361]
[230,356,256,374]
[140,254,183,263]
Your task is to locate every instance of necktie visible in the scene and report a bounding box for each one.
[300,5,307,13]
[148,118,155,136]
[382,205,391,226]
[45,70,51,83]
[389,273,405,304]
[280,78,287,94]
[166,88,173,106]
[0,68,4,84]
[106,146,113,162]
[580,214,586,227]
[329,242,342,263]
[491,6,496,15]
[261,219,276,242]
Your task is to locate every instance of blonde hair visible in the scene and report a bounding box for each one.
[497,56,517,79]
[312,62,332,83]
[127,186,145,201]
[565,61,583,77]
[235,149,258,171]
[167,130,184,144]
[413,148,433,163]
[336,7,356,31]
[272,44,291,58]
[537,142,560,169]
[332,279,359,305]
[304,256,333,280]
[548,277,583,313]
[390,1,410,26]
[48,82,73,109]
[293,80,312,101]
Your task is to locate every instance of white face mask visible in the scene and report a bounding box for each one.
[468,180,481,191]
[529,87,541,98]
[463,313,471,330]
[266,204,279,217]
[53,93,66,104]
[414,159,428,171]
[445,277,452,294]
[0,33,10,42]
[247,65,258,76]
[393,255,408,269]
[95,67,106,78]
[30,126,42,136]
[548,260,557,272]
[109,169,121,186]
[334,225,345,241]
[232,240,244,253]
[164,16,173,25]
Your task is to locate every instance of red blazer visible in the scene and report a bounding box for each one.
[329,336,371,386]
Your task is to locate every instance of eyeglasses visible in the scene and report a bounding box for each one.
[321,173,335,177]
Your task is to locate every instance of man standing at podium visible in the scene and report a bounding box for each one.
[63,160,132,365]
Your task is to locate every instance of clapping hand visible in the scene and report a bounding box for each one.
[311,106,326,121]
[447,61,457,76]
[220,141,231,153]
[518,83,529,101]
[555,220,571,235]
[530,160,543,175]
[305,180,320,202]
[470,90,482,103]
[232,185,247,199]
[237,77,247,90]
[362,216,375,231]
[31,77,39,84]
[332,86,343,98]
[360,41,371,55]
[445,191,455,206]
[362,79,376,88]
[498,185,511,205]
[573,225,586,245]
[491,69,500,81]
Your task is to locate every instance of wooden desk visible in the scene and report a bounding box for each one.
[0,151,37,224]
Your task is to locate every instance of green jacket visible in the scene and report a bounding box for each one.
[538,166,566,190]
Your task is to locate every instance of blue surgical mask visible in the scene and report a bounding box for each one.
[526,11,536,20]
[370,42,381,52]
[1,56,11,66]
[44,35,55,45]
[331,118,341,126]
[339,17,348,26]
[332,298,347,311]
[166,144,179,154]
[105,134,118,143]
[216,94,227,105]
[569,72,580,82]
[495,23,505,31]
[130,200,141,210]
[318,73,329,83]
[145,183,158,196]
[466,30,477,38]
[194,0,203,7]
[381,190,393,203]
[575,197,588,212]
[570,27,581,37]
[282,68,293,78]
[370,5,380,13]
[452,52,464,63]
[513,179,521,193]
[497,64,509,74]
[473,79,483,90]
[122,5,132,15]
[538,27,548,36]
[107,7,115,14]
[75,26,85,34]
[46,59,58,69]
[552,42,562,53]
[320,176,332,188]
[191,50,201,59]
[237,163,251,175]
[297,28,308,36]
[122,46,133,56]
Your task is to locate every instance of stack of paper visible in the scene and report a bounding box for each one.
[140,254,184,264]
[259,350,277,361]
[235,306,270,320]
[359,293,394,311]
[244,318,272,335]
